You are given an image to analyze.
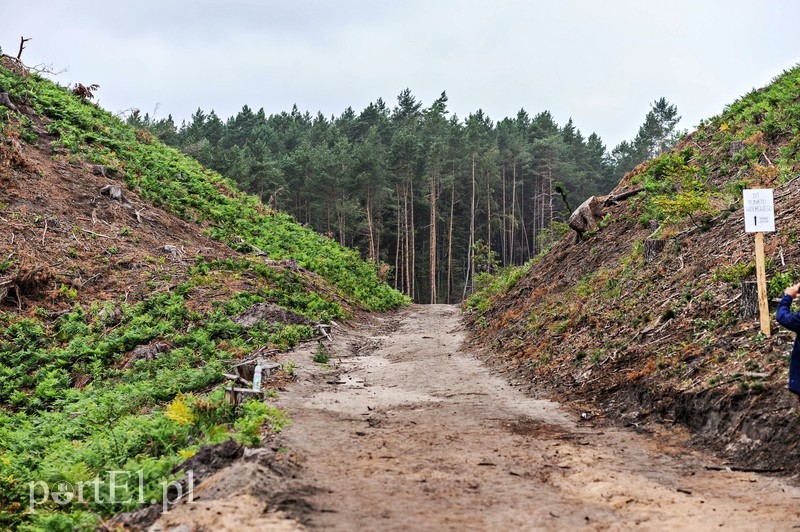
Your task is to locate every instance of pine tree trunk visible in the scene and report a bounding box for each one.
[539,175,546,249]
[520,175,530,259]
[447,177,455,304]
[429,171,437,304]
[501,165,507,265]
[487,181,492,273]
[338,191,346,247]
[365,188,376,261]
[463,154,476,299]
[531,176,537,256]
[509,164,516,265]
[548,166,554,228]
[404,182,411,297]
[394,186,401,290]
[410,179,416,301]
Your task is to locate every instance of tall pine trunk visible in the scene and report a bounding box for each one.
[510,163,517,265]
[501,165,507,265]
[404,182,411,297]
[365,188,376,260]
[429,170,437,304]
[446,176,455,304]
[463,154,476,300]
[338,191,346,247]
[486,181,492,273]
[410,179,416,301]
[394,185,402,290]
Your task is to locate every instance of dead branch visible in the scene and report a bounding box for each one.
[72,83,100,100]
[16,36,31,60]
[603,187,644,207]
[81,229,116,239]
[704,465,784,474]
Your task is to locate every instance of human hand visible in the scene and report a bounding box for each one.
[786,283,800,298]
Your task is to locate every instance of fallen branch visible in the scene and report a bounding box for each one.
[603,187,644,206]
[704,465,785,474]
[81,229,116,239]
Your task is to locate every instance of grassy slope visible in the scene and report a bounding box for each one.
[0,61,406,530]
[466,66,800,469]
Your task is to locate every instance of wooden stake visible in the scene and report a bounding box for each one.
[754,232,771,336]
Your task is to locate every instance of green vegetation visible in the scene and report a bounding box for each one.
[0,63,408,529]
[313,342,330,364]
[0,259,330,528]
[712,262,756,286]
[465,260,534,314]
[128,82,683,303]
[0,65,407,312]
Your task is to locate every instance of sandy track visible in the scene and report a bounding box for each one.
[155,305,800,530]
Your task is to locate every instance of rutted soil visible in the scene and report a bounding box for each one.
[153,305,800,530]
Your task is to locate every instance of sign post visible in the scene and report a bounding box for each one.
[743,188,775,336]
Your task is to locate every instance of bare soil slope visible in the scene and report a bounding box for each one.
[466,68,800,473]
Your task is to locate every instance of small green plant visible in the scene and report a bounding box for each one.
[58,283,78,300]
[282,360,296,376]
[0,256,12,273]
[313,342,329,364]
[712,262,755,285]
[769,271,796,299]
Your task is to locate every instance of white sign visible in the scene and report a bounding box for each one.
[743,188,775,233]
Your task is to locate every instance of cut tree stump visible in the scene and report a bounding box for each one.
[568,187,644,242]
[568,196,602,240]
[100,184,123,201]
[741,281,758,319]
[92,165,109,177]
[232,359,281,383]
[644,239,665,263]
[225,387,264,405]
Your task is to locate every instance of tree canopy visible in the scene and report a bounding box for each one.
[132,92,679,302]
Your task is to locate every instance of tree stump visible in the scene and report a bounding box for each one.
[232,359,281,384]
[568,196,603,240]
[741,281,759,319]
[100,184,123,201]
[224,387,264,405]
[644,239,665,263]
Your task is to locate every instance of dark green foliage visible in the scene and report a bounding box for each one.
[611,97,683,179]
[133,90,619,302]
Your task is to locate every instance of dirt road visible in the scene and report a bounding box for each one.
[154,305,800,530]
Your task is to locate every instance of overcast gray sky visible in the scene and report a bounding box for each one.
[4,1,799,148]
